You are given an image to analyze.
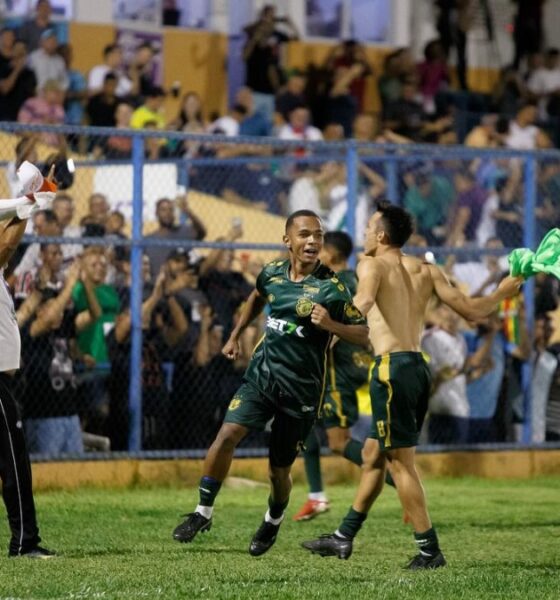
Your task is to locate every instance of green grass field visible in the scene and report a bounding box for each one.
[1,476,559,600]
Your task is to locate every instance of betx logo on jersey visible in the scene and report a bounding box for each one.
[266,316,305,337]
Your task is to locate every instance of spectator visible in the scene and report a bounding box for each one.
[104,102,134,158]
[28,29,68,92]
[0,40,37,121]
[527,48,560,119]
[52,194,81,262]
[378,47,416,115]
[326,63,363,137]
[465,114,502,148]
[16,262,83,455]
[86,72,118,127]
[88,44,133,98]
[531,314,557,442]
[324,40,372,111]
[168,91,205,140]
[85,193,110,228]
[145,197,206,275]
[129,42,158,99]
[72,249,120,434]
[403,167,455,245]
[130,86,166,129]
[417,39,449,113]
[545,340,560,441]
[17,0,54,53]
[236,86,271,137]
[323,122,345,141]
[491,66,529,116]
[513,0,546,69]
[493,173,524,248]
[435,0,474,90]
[207,104,247,137]
[17,79,65,146]
[57,43,86,126]
[421,304,470,445]
[275,70,306,122]
[242,4,299,121]
[446,171,488,246]
[0,27,15,70]
[506,102,552,149]
[277,105,323,141]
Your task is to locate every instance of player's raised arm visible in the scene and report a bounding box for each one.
[430,264,523,321]
[310,304,369,347]
[222,288,267,360]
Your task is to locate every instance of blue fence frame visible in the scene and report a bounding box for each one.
[2,121,558,455]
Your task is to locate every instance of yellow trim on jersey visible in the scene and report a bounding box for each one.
[317,336,332,418]
[252,334,265,354]
[378,353,393,448]
[328,349,347,426]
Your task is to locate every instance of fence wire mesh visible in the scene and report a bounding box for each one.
[0,123,559,458]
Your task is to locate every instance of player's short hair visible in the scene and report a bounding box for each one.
[375,200,414,248]
[324,231,353,260]
[285,209,321,232]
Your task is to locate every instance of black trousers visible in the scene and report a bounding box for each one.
[0,372,40,555]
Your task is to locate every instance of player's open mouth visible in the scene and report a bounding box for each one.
[303,248,318,258]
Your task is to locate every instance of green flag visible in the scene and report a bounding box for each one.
[508,228,560,279]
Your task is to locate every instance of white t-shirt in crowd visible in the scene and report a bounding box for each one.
[421,327,469,418]
[0,273,21,372]
[277,124,323,141]
[88,65,133,97]
[506,121,539,150]
[208,116,239,137]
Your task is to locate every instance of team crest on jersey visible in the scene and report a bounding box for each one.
[345,303,362,320]
[303,285,320,295]
[296,297,314,317]
[269,276,284,284]
[229,398,242,411]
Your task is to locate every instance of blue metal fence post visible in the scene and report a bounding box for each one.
[128,134,144,451]
[385,158,399,206]
[346,142,358,267]
[522,155,537,444]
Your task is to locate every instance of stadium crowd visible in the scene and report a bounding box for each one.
[1,1,560,455]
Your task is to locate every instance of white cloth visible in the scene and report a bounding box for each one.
[0,275,20,372]
[421,327,469,418]
[475,191,498,246]
[87,64,132,97]
[326,184,370,243]
[527,68,560,119]
[531,350,558,443]
[452,255,509,296]
[277,124,323,141]
[208,116,239,137]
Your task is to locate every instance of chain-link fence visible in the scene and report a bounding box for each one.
[1,122,559,458]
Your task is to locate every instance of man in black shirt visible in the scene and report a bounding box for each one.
[243,5,298,121]
[86,73,118,127]
[0,41,37,122]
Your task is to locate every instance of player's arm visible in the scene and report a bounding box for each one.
[222,289,267,360]
[353,257,382,317]
[310,305,369,347]
[430,265,523,321]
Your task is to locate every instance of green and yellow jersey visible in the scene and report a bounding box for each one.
[244,259,365,418]
[329,269,373,393]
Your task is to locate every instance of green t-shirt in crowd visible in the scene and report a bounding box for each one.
[404,175,455,233]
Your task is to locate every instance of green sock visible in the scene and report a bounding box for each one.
[198,476,222,507]
[303,429,323,494]
[338,507,367,539]
[342,438,363,466]
[385,470,396,488]
[414,527,440,557]
[268,495,289,519]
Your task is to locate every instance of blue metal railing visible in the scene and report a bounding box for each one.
[0,121,556,455]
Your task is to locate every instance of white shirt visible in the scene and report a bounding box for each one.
[527,68,560,119]
[28,48,69,91]
[277,124,323,141]
[506,121,539,150]
[0,274,21,372]
[421,327,469,418]
[88,64,133,98]
[208,116,239,137]
[475,191,498,246]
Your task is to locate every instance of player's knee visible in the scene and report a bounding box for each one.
[214,425,244,451]
[328,439,345,454]
[268,465,291,485]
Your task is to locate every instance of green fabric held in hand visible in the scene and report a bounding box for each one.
[508,228,560,280]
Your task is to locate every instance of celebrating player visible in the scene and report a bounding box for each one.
[293,231,372,521]
[302,201,523,568]
[172,210,369,556]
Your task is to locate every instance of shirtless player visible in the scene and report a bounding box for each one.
[302,201,523,569]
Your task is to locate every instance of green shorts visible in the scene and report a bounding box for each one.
[369,352,431,451]
[322,389,359,429]
[224,381,315,468]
